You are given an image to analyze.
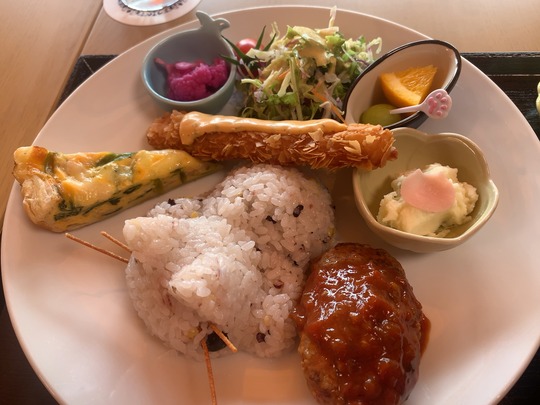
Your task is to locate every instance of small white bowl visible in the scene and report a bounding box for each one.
[142,11,237,114]
[352,128,499,253]
[343,39,461,129]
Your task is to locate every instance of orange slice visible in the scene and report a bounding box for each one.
[380,65,438,108]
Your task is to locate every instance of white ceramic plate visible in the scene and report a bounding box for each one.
[2,6,540,405]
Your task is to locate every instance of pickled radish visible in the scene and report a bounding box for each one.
[155,57,229,102]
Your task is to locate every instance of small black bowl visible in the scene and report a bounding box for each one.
[343,39,462,129]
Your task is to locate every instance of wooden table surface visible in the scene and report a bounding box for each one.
[1,1,540,403]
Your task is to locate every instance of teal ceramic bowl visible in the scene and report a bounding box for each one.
[142,11,237,114]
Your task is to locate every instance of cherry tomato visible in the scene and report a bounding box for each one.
[234,38,263,78]
[235,38,258,55]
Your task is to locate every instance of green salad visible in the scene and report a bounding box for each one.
[227,7,382,121]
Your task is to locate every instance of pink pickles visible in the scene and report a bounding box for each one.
[155,57,229,102]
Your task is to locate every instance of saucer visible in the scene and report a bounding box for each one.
[103,0,201,26]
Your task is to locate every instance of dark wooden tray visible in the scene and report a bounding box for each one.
[56,53,540,139]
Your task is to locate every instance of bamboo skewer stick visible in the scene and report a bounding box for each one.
[64,232,129,263]
[100,231,131,252]
[64,231,242,405]
[201,338,218,405]
[209,324,238,353]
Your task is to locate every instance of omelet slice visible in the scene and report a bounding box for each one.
[13,146,221,232]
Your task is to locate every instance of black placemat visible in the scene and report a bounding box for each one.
[464,52,540,136]
[57,53,540,139]
[57,55,117,106]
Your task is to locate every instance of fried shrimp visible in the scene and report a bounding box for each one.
[146,111,397,170]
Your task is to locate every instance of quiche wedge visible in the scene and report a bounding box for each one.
[13,146,221,232]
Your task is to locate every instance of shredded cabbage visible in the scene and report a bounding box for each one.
[237,7,382,121]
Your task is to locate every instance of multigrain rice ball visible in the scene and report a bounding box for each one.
[123,164,335,360]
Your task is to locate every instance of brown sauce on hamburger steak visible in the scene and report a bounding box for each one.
[292,243,430,404]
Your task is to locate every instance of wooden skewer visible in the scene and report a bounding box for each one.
[209,324,238,353]
[100,231,131,252]
[64,232,129,263]
[65,233,239,353]
[201,338,218,405]
[65,231,243,405]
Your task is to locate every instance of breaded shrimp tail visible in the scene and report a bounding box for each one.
[146,110,397,170]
